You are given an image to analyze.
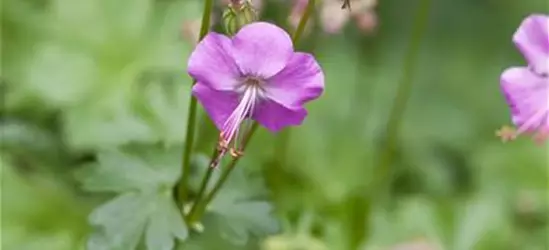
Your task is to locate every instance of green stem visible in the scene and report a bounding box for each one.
[175,0,215,208]
[187,123,260,224]
[375,0,432,194]
[292,0,316,43]
[187,0,317,226]
[184,147,219,221]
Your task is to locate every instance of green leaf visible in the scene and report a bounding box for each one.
[76,146,180,193]
[187,155,278,244]
[63,101,157,150]
[88,191,188,250]
[5,0,194,149]
[206,171,279,244]
[80,146,188,250]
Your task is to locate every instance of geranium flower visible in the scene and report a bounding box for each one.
[498,14,549,144]
[187,22,324,164]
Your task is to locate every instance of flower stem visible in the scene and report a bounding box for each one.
[175,0,215,208]
[187,122,260,225]
[375,0,432,196]
[184,147,219,221]
[292,0,316,43]
[187,0,317,226]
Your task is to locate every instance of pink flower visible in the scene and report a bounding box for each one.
[187,22,324,161]
[498,14,549,144]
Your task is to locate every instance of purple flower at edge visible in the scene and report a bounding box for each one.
[187,22,324,158]
[498,14,549,144]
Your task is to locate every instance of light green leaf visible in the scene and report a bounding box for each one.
[187,156,278,245]
[137,80,191,145]
[88,191,188,250]
[64,102,156,150]
[25,44,97,106]
[145,195,190,250]
[76,146,181,193]
[206,176,279,244]
[89,193,151,250]
[82,146,188,250]
[7,0,194,149]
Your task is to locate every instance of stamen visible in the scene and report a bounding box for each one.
[497,110,548,143]
[211,77,264,168]
[230,148,244,158]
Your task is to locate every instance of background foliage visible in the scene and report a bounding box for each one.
[1,0,548,249]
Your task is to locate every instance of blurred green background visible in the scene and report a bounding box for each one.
[1,0,548,249]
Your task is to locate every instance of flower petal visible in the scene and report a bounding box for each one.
[231,22,293,78]
[265,52,324,109]
[253,100,307,132]
[500,67,548,131]
[188,33,240,91]
[192,83,239,130]
[513,14,549,67]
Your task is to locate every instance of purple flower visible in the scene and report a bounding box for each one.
[187,22,324,158]
[498,14,549,144]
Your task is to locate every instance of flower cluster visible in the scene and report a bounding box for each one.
[498,14,549,144]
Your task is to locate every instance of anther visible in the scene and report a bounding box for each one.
[217,133,229,151]
[229,148,244,158]
[496,126,517,142]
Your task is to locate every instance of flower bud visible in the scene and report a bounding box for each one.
[222,0,258,35]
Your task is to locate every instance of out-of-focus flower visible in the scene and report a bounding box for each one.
[497,14,549,144]
[289,0,378,35]
[187,22,324,166]
[320,0,377,34]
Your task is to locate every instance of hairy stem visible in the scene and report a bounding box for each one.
[375,0,432,196]
[175,0,214,209]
